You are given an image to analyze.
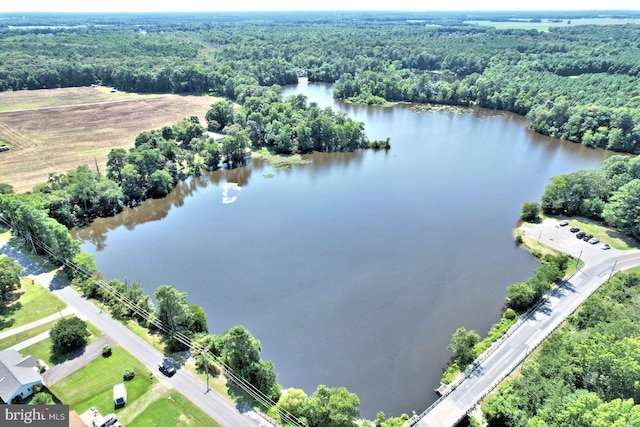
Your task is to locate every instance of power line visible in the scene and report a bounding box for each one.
[0,216,306,427]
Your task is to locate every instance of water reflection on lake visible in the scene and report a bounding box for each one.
[74,82,615,418]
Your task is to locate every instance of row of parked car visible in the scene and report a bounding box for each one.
[559,220,610,249]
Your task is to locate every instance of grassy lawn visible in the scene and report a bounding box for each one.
[0,319,59,351]
[128,389,221,427]
[124,319,166,353]
[48,344,152,416]
[182,356,232,401]
[0,277,67,332]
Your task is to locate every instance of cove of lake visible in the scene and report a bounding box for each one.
[74,81,615,418]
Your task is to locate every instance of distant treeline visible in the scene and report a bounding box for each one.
[2,14,640,153]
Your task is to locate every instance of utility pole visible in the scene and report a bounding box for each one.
[576,250,583,271]
[203,350,209,393]
[608,260,618,281]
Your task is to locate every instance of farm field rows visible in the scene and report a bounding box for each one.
[0,87,218,192]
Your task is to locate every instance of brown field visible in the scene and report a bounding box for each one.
[0,87,220,193]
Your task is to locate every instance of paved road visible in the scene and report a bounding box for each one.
[0,238,260,427]
[415,219,640,427]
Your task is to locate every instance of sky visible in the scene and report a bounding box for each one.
[0,1,638,13]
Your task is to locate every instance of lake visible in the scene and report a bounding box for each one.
[74,81,614,418]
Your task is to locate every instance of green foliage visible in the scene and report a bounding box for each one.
[448,326,480,369]
[50,316,89,355]
[441,363,461,385]
[101,344,112,357]
[521,202,542,223]
[484,272,640,426]
[277,388,308,420]
[0,255,23,304]
[219,325,281,402]
[507,253,569,311]
[123,368,135,381]
[302,385,360,427]
[28,391,54,405]
[0,183,14,194]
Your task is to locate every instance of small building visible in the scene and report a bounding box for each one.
[113,383,126,407]
[202,131,226,144]
[0,349,44,404]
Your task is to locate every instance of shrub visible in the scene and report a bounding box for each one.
[123,368,135,381]
[102,344,112,357]
[503,308,517,321]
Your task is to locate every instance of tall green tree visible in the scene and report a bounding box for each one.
[50,316,89,354]
[0,256,23,304]
[302,385,360,427]
[448,326,480,368]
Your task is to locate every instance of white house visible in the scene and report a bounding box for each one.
[0,349,43,404]
[202,131,226,144]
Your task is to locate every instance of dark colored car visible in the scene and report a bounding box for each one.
[583,234,593,241]
[570,227,580,233]
[576,231,586,239]
[159,357,177,377]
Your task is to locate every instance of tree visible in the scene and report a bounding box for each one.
[0,256,23,304]
[187,304,208,334]
[147,169,174,198]
[206,100,235,132]
[219,325,261,375]
[521,202,542,223]
[447,326,480,368]
[154,284,189,332]
[603,179,640,240]
[302,385,360,427]
[50,316,89,354]
[277,388,308,419]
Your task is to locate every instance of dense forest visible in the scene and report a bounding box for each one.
[540,154,640,241]
[482,271,640,426]
[2,12,640,153]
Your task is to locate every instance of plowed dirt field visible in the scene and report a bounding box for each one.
[0,86,218,192]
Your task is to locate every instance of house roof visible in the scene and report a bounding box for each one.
[0,349,42,403]
[202,131,226,142]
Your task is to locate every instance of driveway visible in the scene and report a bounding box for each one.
[43,335,115,384]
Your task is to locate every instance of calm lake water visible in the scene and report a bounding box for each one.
[74,81,614,418]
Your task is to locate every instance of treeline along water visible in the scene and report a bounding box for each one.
[74,82,615,418]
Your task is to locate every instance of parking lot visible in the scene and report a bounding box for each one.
[519,218,618,266]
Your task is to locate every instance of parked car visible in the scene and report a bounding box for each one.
[576,231,586,239]
[570,227,580,233]
[583,234,593,241]
[602,244,611,250]
[559,220,569,226]
[159,357,176,377]
[588,237,600,244]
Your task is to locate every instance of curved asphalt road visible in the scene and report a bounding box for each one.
[415,219,640,427]
[0,238,260,427]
